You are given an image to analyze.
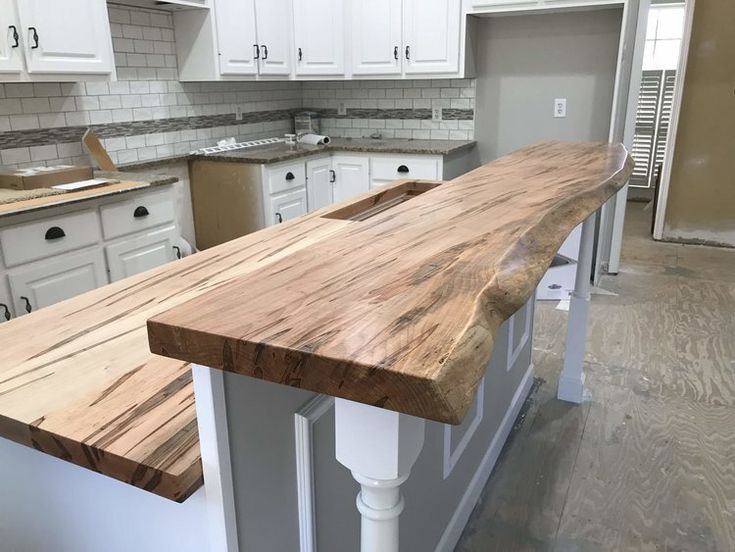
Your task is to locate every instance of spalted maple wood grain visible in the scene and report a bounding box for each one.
[148,141,634,424]
[0,209,355,501]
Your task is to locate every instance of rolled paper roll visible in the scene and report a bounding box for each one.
[298,134,331,146]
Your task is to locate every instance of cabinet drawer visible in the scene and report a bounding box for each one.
[370,156,440,182]
[105,225,178,282]
[0,210,101,268]
[265,162,307,195]
[100,189,176,240]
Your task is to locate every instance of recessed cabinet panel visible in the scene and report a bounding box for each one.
[15,0,114,74]
[0,0,23,75]
[403,0,460,74]
[215,0,259,76]
[306,157,333,212]
[105,226,178,282]
[351,0,402,76]
[255,0,292,75]
[267,189,308,226]
[293,0,345,76]
[8,248,107,314]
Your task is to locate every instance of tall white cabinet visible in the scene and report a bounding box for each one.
[292,0,345,76]
[351,0,403,76]
[403,0,461,74]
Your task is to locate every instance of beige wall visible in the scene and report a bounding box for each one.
[663,1,735,247]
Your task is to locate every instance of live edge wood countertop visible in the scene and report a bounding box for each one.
[149,141,633,424]
[0,141,631,503]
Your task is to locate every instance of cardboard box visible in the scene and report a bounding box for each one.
[0,165,94,190]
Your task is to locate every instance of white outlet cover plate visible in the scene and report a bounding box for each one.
[432,108,442,122]
[554,98,567,118]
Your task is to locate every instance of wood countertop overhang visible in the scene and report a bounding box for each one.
[0,141,631,503]
[148,141,634,425]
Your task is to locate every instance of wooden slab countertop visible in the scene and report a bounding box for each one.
[149,141,634,424]
[0,208,355,501]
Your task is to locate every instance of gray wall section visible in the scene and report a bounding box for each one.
[223,299,535,551]
[473,9,623,163]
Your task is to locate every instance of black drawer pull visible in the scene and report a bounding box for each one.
[9,25,19,48]
[44,226,65,240]
[29,26,38,49]
[397,165,409,173]
[285,172,295,181]
[20,296,32,314]
[0,303,10,321]
[173,245,181,259]
[329,169,336,183]
[275,212,283,223]
[134,206,149,218]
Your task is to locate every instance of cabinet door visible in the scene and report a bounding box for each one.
[105,226,178,283]
[15,0,113,74]
[403,0,460,74]
[266,189,308,226]
[215,0,259,76]
[255,0,292,75]
[351,0,402,76]
[306,157,334,212]
[332,156,369,203]
[0,276,13,323]
[0,0,23,75]
[293,0,344,76]
[8,248,107,315]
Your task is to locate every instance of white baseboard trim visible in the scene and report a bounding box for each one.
[434,362,535,552]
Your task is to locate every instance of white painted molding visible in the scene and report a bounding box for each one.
[191,364,240,552]
[435,362,535,552]
[442,377,485,480]
[294,395,335,552]
[653,0,697,240]
[507,300,532,371]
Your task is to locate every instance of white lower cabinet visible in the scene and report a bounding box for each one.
[306,157,334,212]
[105,225,179,283]
[331,155,370,203]
[267,189,308,226]
[7,248,107,314]
[370,155,441,188]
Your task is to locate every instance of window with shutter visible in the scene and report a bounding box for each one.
[630,70,663,188]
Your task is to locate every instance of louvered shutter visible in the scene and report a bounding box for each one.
[652,70,677,176]
[630,70,663,187]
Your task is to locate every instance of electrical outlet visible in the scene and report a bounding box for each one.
[337,102,347,116]
[432,108,442,122]
[554,98,567,118]
[235,105,243,121]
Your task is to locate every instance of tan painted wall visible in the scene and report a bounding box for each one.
[663,1,735,247]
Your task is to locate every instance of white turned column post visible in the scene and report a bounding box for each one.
[334,399,426,552]
[558,213,596,404]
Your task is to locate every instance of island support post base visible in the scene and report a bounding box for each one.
[335,399,426,552]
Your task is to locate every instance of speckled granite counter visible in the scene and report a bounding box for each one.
[188,138,477,164]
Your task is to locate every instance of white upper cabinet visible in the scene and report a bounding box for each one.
[293,0,345,76]
[15,0,114,74]
[351,0,402,76]
[403,0,460,74]
[0,0,23,75]
[215,0,258,75]
[255,0,292,75]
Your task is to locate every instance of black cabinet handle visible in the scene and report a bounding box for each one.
[9,25,19,48]
[0,303,10,321]
[253,44,260,59]
[20,296,32,314]
[44,226,65,240]
[397,165,409,173]
[285,172,295,181]
[405,45,410,60]
[393,46,398,60]
[329,169,336,183]
[298,47,302,61]
[28,27,38,49]
[275,212,283,223]
[173,245,181,259]
[134,206,149,218]
[261,44,268,60]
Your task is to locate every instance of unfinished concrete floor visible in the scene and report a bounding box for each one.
[456,202,735,551]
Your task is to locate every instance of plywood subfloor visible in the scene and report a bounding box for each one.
[457,202,735,551]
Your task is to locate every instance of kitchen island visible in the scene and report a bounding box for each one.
[0,141,632,551]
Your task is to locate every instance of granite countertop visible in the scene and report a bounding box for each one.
[188,138,477,164]
[0,170,178,217]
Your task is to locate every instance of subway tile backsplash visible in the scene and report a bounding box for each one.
[0,3,475,169]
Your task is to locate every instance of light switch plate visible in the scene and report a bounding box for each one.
[235,105,243,121]
[554,98,567,118]
[432,107,442,122]
[338,102,347,116]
